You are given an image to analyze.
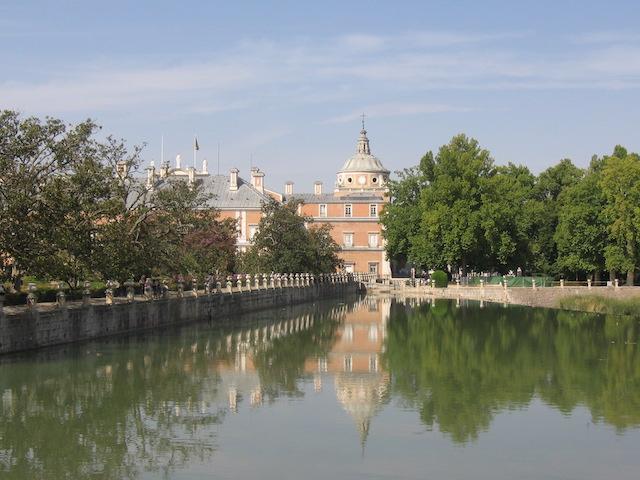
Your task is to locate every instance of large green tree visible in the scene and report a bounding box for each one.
[600,146,640,285]
[555,159,607,280]
[240,199,341,274]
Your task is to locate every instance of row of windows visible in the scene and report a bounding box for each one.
[343,232,379,247]
[318,204,378,218]
[316,355,379,373]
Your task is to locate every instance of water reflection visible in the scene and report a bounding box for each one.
[385,298,640,443]
[0,296,639,479]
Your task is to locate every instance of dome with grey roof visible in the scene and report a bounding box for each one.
[338,129,389,174]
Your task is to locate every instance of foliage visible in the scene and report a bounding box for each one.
[240,199,341,274]
[0,111,237,286]
[558,295,640,316]
[431,270,448,288]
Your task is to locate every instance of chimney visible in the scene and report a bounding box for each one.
[314,181,323,195]
[229,168,239,191]
[285,181,294,196]
[146,161,156,187]
[250,167,265,194]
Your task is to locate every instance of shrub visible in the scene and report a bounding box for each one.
[431,270,448,288]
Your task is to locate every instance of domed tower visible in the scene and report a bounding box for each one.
[335,120,390,194]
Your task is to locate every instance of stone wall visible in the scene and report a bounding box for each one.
[0,281,358,355]
[370,283,640,309]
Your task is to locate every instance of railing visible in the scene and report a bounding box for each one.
[0,272,357,314]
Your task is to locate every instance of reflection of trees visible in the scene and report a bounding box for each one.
[0,301,346,479]
[384,300,640,444]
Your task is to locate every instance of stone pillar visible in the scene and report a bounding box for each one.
[124,278,136,303]
[587,278,592,289]
[480,279,484,290]
[0,284,5,319]
[27,283,38,308]
[105,280,116,306]
[55,281,66,308]
[144,277,153,300]
[247,274,252,292]
[456,278,460,289]
[216,281,222,294]
[532,278,537,290]
[226,277,233,294]
[615,278,619,289]
[192,277,199,297]
[560,279,565,288]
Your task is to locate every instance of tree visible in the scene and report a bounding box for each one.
[240,200,341,274]
[411,134,494,274]
[600,146,640,285]
[555,160,607,280]
[528,159,583,274]
[380,155,430,272]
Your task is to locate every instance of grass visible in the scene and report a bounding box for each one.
[558,295,640,316]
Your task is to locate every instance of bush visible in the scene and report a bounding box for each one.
[431,270,448,288]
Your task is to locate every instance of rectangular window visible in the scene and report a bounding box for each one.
[369,355,378,373]
[318,357,328,372]
[249,224,258,240]
[344,355,353,372]
[370,204,378,217]
[368,233,379,247]
[368,262,379,275]
[344,204,352,217]
[319,204,327,217]
[343,232,354,247]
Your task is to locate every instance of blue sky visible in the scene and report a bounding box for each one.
[2,0,640,191]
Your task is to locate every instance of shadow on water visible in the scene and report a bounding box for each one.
[384,298,640,444]
[1,294,640,478]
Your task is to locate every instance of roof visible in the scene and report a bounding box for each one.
[154,172,272,209]
[339,129,390,174]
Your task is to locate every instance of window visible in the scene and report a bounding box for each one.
[368,262,379,275]
[318,357,328,372]
[370,204,378,217]
[368,325,378,342]
[344,263,355,273]
[343,232,354,247]
[344,204,352,217]
[344,325,354,342]
[368,233,379,247]
[319,204,327,217]
[344,355,353,372]
[249,224,258,240]
[369,355,378,373]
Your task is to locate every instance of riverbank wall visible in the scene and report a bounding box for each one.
[369,283,640,309]
[0,280,358,355]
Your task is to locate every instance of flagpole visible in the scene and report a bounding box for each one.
[193,135,197,169]
[161,135,164,165]
[217,142,220,175]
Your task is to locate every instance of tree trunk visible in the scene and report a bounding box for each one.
[610,270,616,282]
[627,267,635,286]
[594,270,601,283]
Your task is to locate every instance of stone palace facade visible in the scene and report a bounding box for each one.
[145,126,391,275]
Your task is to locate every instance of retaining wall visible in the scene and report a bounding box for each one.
[0,281,358,355]
[370,283,640,309]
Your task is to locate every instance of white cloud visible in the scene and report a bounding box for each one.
[2,30,640,116]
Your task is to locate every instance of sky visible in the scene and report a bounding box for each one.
[2,0,640,191]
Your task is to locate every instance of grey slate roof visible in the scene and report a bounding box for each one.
[153,174,272,209]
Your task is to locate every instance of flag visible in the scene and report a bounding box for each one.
[194,137,200,151]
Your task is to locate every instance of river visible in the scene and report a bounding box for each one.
[1,295,639,479]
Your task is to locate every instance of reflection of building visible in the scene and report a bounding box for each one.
[305,297,391,448]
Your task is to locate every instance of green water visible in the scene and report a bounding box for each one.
[1,296,639,479]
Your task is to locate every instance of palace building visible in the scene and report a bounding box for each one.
[146,124,390,275]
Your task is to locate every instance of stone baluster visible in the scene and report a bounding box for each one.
[276,274,282,288]
[216,280,222,294]
[246,274,252,292]
[226,276,233,294]
[269,274,275,289]
[26,283,38,308]
[177,275,185,298]
[55,281,66,308]
[294,273,299,287]
[237,275,243,293]
[124,278,136,303]
[192,277,199,297]
[305,273,310,286]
